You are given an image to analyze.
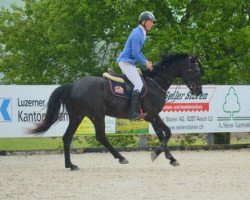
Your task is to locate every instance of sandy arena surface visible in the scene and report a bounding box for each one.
[0,150,250,200]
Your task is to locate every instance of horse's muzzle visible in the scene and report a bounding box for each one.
[193,86,203,96]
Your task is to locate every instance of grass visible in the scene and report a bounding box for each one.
[0,134,249,151]
[0,137,88,151]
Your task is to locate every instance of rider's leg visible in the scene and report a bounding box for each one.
[129,90,141,120]
[118,62,143,120]
[118,62,143,92]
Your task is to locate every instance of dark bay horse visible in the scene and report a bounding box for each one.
[28,53,202,170]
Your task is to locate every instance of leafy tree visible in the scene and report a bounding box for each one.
[0,0,249,85]
[147,0,250,84]
[0,0,119,83]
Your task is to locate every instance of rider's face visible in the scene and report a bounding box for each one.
[144,20,154,31]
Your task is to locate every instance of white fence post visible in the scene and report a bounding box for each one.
[207,133,215,145]
[207,133,214,145]
[139,135,147,147]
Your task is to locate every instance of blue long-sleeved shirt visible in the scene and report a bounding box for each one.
[116,25,147,66]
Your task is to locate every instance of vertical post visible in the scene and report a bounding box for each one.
[207,133,215,145]
[139,135,147,147]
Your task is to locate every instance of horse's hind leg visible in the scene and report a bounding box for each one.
[147,115,179,166]
[62,114,83,170]
[91,116,129,164]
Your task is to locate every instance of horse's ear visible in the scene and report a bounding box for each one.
[193,56,199,62]
[187,55,198,64]
[187,56,192,66]
[160,54,168,61]
[198,60,204,75]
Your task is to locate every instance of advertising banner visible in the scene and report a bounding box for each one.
[149,85,250,134]
[0,85,115,138]
[0,85,249,138]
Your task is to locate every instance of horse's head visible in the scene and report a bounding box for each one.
[144,53,203,96]
[180,56,202,96]
[180,55,202,96]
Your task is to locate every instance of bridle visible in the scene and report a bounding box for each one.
[156,70,175,82]
[148,77,166,93]
[183,62,202,90]
[146,57,201,99]
[151,60,201,100]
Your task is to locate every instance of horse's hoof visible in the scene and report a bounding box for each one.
[151,151,158,162]
[119,158,129,164]
[70,165,79,170]
[170,161,180,166]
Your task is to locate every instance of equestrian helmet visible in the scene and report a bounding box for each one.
[139,11,156,23]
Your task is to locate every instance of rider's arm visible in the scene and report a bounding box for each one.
[131,34,147,66]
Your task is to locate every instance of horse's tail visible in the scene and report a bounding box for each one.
[28,83,73,135]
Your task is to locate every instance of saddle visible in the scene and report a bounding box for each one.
[103,68,147,98]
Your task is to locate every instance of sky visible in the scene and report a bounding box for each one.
[0,0,24,8]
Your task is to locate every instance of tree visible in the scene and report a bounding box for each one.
[148,0,250,84]
[0,0,120,83]
[0,0,249,84]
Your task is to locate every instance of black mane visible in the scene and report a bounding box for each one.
[160,53,191,65]
[143,53,192,78]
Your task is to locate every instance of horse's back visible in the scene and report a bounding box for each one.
[68,76,129,118]
[70,76,105,98]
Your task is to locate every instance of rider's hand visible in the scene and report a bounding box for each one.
[145,61,153,71]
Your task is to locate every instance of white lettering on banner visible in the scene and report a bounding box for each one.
[163,88,213,112]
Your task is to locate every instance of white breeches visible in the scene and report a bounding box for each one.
[118,62,143,92]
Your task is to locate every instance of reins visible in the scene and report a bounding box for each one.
[156,71,175,81]
[147,77,166,93]
[144,67,176,94]
[146,57,201,100]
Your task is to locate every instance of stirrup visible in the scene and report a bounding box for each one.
[129,109,147,121]
[139,109,147,120]
[129,113,141,121]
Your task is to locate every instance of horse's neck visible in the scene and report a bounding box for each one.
[153,69,176,92]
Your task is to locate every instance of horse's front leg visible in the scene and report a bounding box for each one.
[147,115,180,166]
[91,116,129,164]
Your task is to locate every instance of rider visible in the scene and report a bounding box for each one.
[116,11,156,120]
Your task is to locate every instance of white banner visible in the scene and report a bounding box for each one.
[149,85,250,134]
[0,85,115,138]
[1,85,250,138]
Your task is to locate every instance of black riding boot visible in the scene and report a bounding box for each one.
[129,90,141,120]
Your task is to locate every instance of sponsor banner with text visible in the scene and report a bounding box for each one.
[1,85,249,138]
[149,85,250,134]
[0,85,115,138]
